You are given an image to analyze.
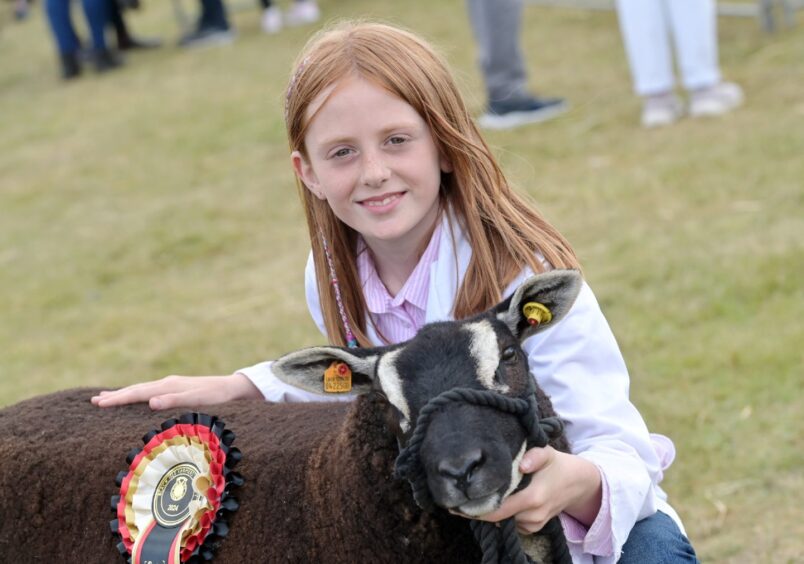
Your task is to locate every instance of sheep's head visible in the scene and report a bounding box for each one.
[272,270,582,516]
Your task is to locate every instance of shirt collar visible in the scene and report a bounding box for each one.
[358,220,443,315]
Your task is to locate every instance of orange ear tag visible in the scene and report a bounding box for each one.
[324,361,352,393]
[523,302,552,327]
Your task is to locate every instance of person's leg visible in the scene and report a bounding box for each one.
[618,511,699,564]
[285,0,320,28]
[615,0,675,96]
[44,0,83,78]
[198,0,230,30]
[260,0,281,34]
[109,0,162,50]
[44,0,80,56]
[80,0,125,71]
[666,0,720,90]
[467,0,565,129]
[665,0,743,117]
[180,0,233,47]
[80,0,109,52]
[467,0,528,104]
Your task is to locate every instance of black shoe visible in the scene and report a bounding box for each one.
[178,26,235,48]
[478,96,568,130]
[94,49,124,73]
[60,53,82,80]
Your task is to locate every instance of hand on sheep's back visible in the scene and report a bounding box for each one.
[91,373,262,409]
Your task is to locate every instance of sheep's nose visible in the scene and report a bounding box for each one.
[437,449,484,492]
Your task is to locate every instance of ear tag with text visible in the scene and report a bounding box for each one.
[523,302,552,327]
[324,361,352,393]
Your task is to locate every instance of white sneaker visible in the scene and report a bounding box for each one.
[641,94,684,128]
[689,82,744,118]
[285,0,320,27]
[261,6,282,34]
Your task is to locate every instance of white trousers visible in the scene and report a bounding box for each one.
[616,0,721,96]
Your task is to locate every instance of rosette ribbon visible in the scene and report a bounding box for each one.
[110,413,243,564]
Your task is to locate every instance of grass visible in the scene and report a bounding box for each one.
[1,1,802,561]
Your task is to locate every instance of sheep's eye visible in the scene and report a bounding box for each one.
[501,346,517,362]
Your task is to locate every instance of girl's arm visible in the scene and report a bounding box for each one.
[93,253,332,410]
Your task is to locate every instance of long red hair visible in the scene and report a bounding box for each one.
[285,21,580,346]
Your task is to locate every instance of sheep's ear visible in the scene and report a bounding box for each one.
[495,270,583,342]
[271,346,386,396]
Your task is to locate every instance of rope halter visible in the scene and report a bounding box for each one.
[393,386,571,564]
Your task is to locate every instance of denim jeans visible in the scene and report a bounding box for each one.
[198,0,230,30]
[618,511,699,563]
[44,0,108,56]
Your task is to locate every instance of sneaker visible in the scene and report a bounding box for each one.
[689,82,744,118]
[261,6,282,34]
[478,96,567,130]
[641,93,684,128]
[178,26,235,48]
[285,0,320,27]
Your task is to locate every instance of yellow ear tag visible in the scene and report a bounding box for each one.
[523,302,552,327]
[324,361,352,393]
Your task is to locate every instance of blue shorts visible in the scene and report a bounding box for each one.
[618,511,699,563]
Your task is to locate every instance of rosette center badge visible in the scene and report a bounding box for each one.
[110,413,243,564]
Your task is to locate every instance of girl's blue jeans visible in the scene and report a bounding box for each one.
[44,0,108,56]
[618,511,699,563]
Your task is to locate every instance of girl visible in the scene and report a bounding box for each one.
[92,21,698,563]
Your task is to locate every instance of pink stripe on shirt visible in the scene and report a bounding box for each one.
[357,221,442,344]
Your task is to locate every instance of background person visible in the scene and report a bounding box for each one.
[616,0,744,128]
[44,0,121,79]
[467,0,566,129]
[259,0,319,34]
[178,0,234,48]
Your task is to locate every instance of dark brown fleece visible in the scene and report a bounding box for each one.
[0,388,479,563]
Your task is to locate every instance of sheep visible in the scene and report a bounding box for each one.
[0,270,581,563]
[0,389,481,562]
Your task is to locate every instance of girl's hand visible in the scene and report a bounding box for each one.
[477,446,602,534]
[90,373,262,410]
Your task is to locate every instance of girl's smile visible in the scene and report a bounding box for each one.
[359,191,405,212]
[292,75,451,260]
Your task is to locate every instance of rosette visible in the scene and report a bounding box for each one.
[110,413,243,563]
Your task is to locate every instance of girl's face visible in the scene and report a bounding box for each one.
[292,76,451,255]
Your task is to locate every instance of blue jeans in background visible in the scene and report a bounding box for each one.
[44,0,108,56]
[198,0,230,30]
[618,511,699,563]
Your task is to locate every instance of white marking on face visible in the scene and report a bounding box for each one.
[502,441,527,501]
[464,320,509,393]
[376,349,411,427]
[457,493,502,517]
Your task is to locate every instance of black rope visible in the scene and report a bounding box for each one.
[394,387,572,564]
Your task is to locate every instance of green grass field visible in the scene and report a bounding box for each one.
[1,1,802,561]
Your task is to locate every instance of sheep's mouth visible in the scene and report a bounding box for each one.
[446,491,504,518]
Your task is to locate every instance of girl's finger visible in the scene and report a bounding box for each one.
[149,390,208,411]
[520,446,555,473]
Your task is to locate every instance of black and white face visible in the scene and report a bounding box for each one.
[271,270,583,517]
[374,316,535,516]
